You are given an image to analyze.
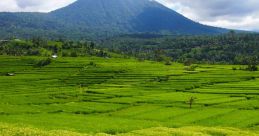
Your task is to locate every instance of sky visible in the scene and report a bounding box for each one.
[0,0,258,31]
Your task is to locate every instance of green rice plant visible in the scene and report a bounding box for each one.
[0,56,258,134]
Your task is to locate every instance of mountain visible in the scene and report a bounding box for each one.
[0,0,228,39]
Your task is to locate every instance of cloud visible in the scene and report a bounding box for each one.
[0,0,76,12]
[156,0,259,30]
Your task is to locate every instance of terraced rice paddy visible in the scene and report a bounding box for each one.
[0,56,258,135]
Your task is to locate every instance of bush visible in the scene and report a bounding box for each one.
[246,65,258,71]
[27,49,40,56]
[183,59,195,66]
[35,58,52,67]
[70,52,78,57]
[89,61,94,65]
[165,60,172,65]
[39,48,52,57]
[89,61,97,67]
[184,64,198,71]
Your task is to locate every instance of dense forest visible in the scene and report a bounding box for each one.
[0,38,108,58]
[1,32,258,70]
[100,32,259,66]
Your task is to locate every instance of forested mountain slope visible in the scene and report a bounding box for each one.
[0,0,227,39]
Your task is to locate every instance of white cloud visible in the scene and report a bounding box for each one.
[0,0,19,11]
[0,0,76,12]
[156,0,259,31]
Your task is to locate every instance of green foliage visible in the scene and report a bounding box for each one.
[39,48,52,57]
[70,51,78,57]
[0,38,109,58]
[164,60,172,65]
[35,58,52,67]
[183,58,195,66]
[184,64,198,71]
[89,61,96,66]
[246,65,258,71]
[246,56,258,71]
[101,33,259,64]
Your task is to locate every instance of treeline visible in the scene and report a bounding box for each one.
[0,38,108,58]
[1,32,258,69]
[100,32,259,65]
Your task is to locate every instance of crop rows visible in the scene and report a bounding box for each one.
[0,56,258,134]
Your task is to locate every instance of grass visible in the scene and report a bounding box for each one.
[0,55,259,135]
[0,123,258,136]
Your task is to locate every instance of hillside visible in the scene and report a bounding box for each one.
[0,12,88,39]
[0,0,227,39]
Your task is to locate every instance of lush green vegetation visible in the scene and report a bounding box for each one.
[0,54,258,135]
[1,123,258,136]
[0,38,108,58]
[0,1,258,135]
[101,33,259,65]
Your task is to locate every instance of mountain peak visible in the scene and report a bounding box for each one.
[0,0,227,39]
[50,0,226,35]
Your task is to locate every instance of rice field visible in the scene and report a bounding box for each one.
[0,56,258,135]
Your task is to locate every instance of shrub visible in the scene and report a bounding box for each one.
[97,50,108,57]
[35,58,52,67]
[184,64,198,71]
[39,48,52,57]
[89,61,95,66]
[165,60,172,65]
[183,59,195,66]
[88,61,97,67]
[246,65,258,71]
[70,52,78,57]
[27,49,40,56]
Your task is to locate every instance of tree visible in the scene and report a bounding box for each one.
[228,30,236,38]
[187,96,196,109]
[246,56,258,71]
[183,58,195,66]
[35,58,52,68]
[39,48,52,57]
[154,49,166,62]
[90,42,95,49]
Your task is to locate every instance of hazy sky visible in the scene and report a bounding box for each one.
[0,0,258,31]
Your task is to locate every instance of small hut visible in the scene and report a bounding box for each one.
[52,54,58,59]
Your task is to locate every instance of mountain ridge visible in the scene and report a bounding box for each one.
[0,0,228,39]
